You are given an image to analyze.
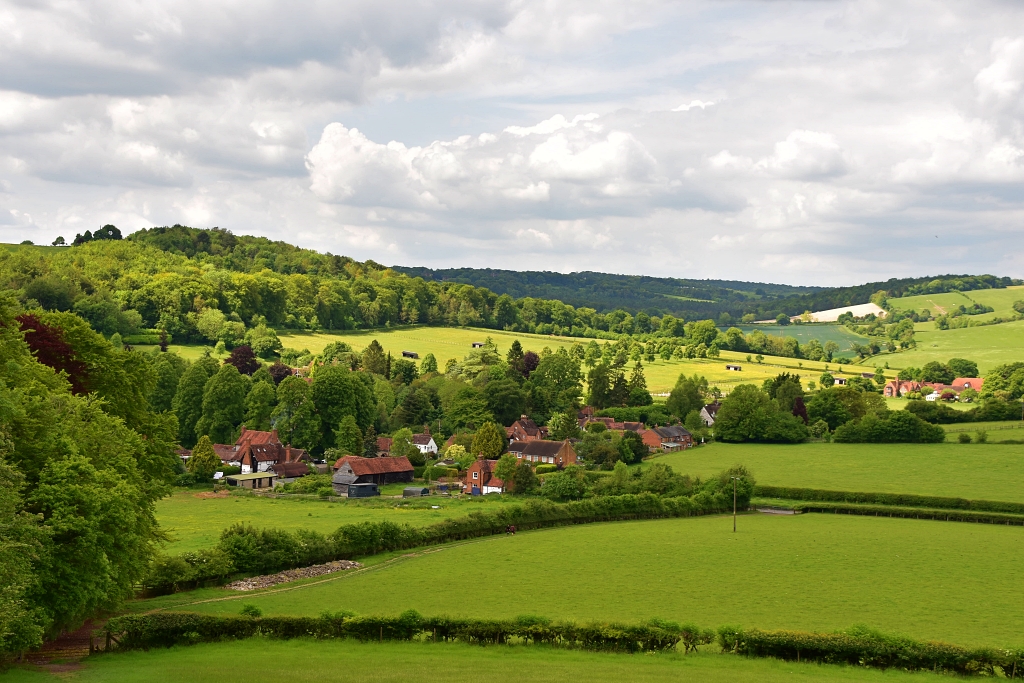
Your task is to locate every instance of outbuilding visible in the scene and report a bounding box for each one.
[346,483,380,498]
[402,350,419,359]
[331,455,414,496]
[725,364,742,371]
[225,472,277,489]
[403,487,430,498]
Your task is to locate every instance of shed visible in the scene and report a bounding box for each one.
[725,364,742,371]
[471,342,484,348]
[834,377,848,386]
[346,483,380,498]
[225,472,277,489]
[403,487,430,498]
[402,350,419,359]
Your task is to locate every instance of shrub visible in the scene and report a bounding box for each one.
[833,411,945,443]
[535,464,558,475]
[958,433,972,444]
[240,604,263,618]
[975,430,988,444]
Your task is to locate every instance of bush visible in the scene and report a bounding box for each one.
[752,485,1024,515]
[958,433,972,444]
[535,464,558,475]
[833,411,945,443]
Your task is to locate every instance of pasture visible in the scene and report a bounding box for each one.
[881,320,1024,373]
[146,514,1024,646]
[1,640,955,683]
[942,420,1024,443]
[654,442,1024,502]
[156,490,518,554]
[887,286,1024,321]
[728,324,867,353]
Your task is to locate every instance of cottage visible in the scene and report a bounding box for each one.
[884,380,921,398]
[953,378,984,392]
[412,433,438,455]
[699,402,721,426]
[506,439,577,467]
[509,415,548,442]
[725,364,742,371]
[465,457,503,495]
[225,472,277,489]
[214,426,310,474]
[402,350,419,359]
[639,426,694,452]
[331,455,414,496]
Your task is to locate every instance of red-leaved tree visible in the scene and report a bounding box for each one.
[225,344,259,375]
[16,313,90,393]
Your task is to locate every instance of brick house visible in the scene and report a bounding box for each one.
[952,378,984,392]
[465,457,504,495]
[331,455,414,495]
[509,416,548,442]
[883,380,922,397]
[638,426,694,452]
[506,439,577,467]
[214,426,310,473]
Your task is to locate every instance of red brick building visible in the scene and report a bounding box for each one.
[214,426,310,473]
[509,416,548,442]
[465,457,504,495]
[638,425,694,452]
[506,439,577,467]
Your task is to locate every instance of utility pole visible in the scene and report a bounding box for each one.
[731,476,739,532]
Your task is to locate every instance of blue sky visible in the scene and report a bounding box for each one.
[1,0,1022,285]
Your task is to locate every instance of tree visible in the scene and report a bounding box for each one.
[547,410,581,440]
[186,436,221,480]
[920,361,954,384]
[148,351,186,412]
[173,355,220,448]
[484,379,528,426]
[823,341,840,362]
[806,387,866,430]
[311,366,375,447]
[196,308,227,342]
[244,323,283,359]
[506,339,525,379]
[667,373,706,419]
[268,361,291,385]
[244,380,277,431]
[713,384,808,443]
[52,236,66,246]
[225,345,260,375]
[618,430,647,465]
[472,422,506,458]
[523,351,540,377]
[361,340,387,375]
[444,387,493,432]
[271,376,321,451]
[510,461,538,494]
[584,340,601,367]
[776,313,790,326]
[494,454,518,492]
[420,353,438,374]
[541,465,587,501]
[947,358,979,378]
[334,415,363,455]
[390,358,419,384]
[196,364,249,444]
[362,425,378,457]
[819,371,835,388]
[586,363,614,409]
[390,427,424,465]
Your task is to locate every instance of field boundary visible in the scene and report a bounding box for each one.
[752,485,1024,515]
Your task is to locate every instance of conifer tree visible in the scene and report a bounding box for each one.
[186,435,220,480]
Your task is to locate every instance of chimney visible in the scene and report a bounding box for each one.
[240,425,247,435]
[285,444,292,462]
[271,429,278,443]
[521,414,527,420]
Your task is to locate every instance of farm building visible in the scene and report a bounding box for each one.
[506,439,577,466]
[639,426,694,452]
[403,487,430,497]
[700,402,721,426]
[509,415,548,442]
[471,342,485,348]
[579,415,643,432]
[465,457,503,495]
[225,472,277,489]
[953,378,984,392]
[269,461,311,484]
[213,427,310,474]
[402,350,419,359]
[331,455,414,496]
[725,364,741,371]
[834,377,848,386]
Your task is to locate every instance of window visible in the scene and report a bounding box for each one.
[472,472,479,479]
[516,453,522,458]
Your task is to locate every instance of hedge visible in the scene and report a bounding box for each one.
[791,502,1024,526]
[104,611,705,654]
[719,626,1024,677]
[148,492,736,592]
[753,485,1024,516]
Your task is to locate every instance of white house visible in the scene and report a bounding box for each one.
[411,433,438,455]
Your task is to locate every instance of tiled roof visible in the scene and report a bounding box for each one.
[237,427,280,447]
[376,437,393,452]
[412,434,434,446]
[336,455,414,476]
[654,425,692,439]
[270,462,311,477]
[518,440,566,457]
[703,402,721,416]
[215,445,242,462]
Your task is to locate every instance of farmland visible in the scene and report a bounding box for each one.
[141,513,1024,647]
[653,442,1024,502]
[728,324,867,353]
[879,319,1024,373]
[2,640,954,683]
[156,490,520,553]
[887,286,1024,321]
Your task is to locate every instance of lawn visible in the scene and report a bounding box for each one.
[654,441,1024,502]
[1,640,955,683]
[881,319,1024,373]
[156,490,519,554]
[142,514,1024,646]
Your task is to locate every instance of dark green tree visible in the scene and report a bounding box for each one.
[197,364,249,444]
[334,415,363,455]
[713,384,808,443]
[271,376,321,450]
[148,351,186,412]
[361,340,387,375]
[362,424,378,458]
[506,339,525,379]
[618,430,647,465]
[510,460,538,494]
[666,373,706,419]
[172,355,219,448]
[484,379,528,425]
[244,380,277,431]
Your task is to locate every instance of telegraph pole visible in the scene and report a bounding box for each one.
[731,476,739,532]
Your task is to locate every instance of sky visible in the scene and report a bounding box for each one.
[1,0,1023,286]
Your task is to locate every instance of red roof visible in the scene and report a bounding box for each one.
[376,437,392,452]
[270,462,311,477]
[335,455,414,476]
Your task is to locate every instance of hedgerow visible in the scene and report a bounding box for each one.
[790,502,1024,526]
[753,486,1024,515]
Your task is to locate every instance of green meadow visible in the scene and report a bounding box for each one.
[879,319,1024,373]
[156,490,519,553]
[728,324,866,353]
[654,441,1024,502]
[941,420,1024,443]
[1,640,955,683]
[139,513,1024,647]
[887,285,1024,321]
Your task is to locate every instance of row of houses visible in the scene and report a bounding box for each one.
[882,377,983,400]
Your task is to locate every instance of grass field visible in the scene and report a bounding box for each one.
[888,286,1024,322]
[156,490,518,553]
[728,324,867,353]
[654,442,1024,502]
[879,319,1024,373]
[941,420,1024,443]
[137,514,1024,646]
[1,640,956,683]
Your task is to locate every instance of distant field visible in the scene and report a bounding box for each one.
[941,421,1024,443]
[156,490,518,554]
[888,286,1024,321]
[725,324,866,353]
[654,441,1024,502]
[881,320,1024,373]
[1,640,955,683]
[148,514,1024,646]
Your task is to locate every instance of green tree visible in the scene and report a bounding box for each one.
[172,355,219,448]
[583,340,601,367]
[819,371,835,388]
[586,363,613,409]
[510,460,538,494]
[362,424,378,457]
[186,435,221,480]
[196,364,249,444]
[547,410,581,440]
[493,453,518,492]
[148,351,186,412]
[361,340,387,375]
[271,376,321,451]
[244,323,283,359]
[823,341,840,361]
[334,415,363,455]
[713,384,808,443]
[0,452,44,655]
[541,465,587,501]
[444,387,494,432]
[618,430,647,465]
[484,379,528,426]
[947,358,979,378]
[312,366,375,447]
[244,380,276,431]
[667,373,706,419]
[389,427,424,465]
[420,353,438,374]
[471,422,506,458]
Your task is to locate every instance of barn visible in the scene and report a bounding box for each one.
[331,456,414,496]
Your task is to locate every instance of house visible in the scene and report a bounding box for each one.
[214,427,311,474]
[412,433,438,455]
[834,377,848,386]
[639,426,694,452]
[725,364,742,371]
[953,378,984,392]
[269,461,312,484]
[331,455,414,495]
[699,402,721,426]
[376,436,393,456]
[883,380,921,397]
[577,406,595,421]
[506,439,577,467]
[175,448,192,466]
[225,472,277,489]
[509,415,548,442]
[465,457,503,495]
[402,350,419,359]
